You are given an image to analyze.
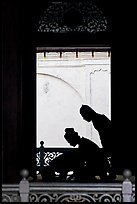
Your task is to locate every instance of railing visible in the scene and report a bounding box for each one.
[36,145,76,172]
[2,142,135,202]
[2,169,135,202]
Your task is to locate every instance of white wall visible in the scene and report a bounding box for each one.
[36,51,111,148]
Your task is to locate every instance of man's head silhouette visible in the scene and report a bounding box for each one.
[80,104,95,122]
[64,128,80,147]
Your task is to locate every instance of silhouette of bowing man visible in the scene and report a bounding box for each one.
[41,128,109,182]
[79,104,116,180]
[63,128,109,182]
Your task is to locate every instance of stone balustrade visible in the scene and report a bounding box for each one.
[2,169,135,202]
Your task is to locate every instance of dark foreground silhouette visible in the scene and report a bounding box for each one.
[41,128,111,182]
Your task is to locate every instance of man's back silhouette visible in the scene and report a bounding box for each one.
[79,104,116,180]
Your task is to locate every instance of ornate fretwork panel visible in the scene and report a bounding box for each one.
[36,148,75,170]
[2,193,21,202]
[29,193,122,202]
[38,2,107,33]
[36,151,62,167]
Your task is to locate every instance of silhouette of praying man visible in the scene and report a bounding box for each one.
[63,128,109,182]
[79,104,116,180]
[41,127,111,182]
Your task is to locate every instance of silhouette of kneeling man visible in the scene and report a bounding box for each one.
[41,128,109,182]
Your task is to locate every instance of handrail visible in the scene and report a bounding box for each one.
[2,169,135,202]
